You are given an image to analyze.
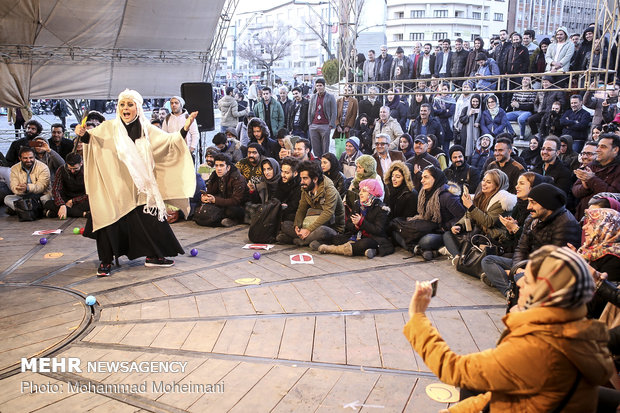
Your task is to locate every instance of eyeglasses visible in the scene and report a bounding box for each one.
[540,147,556,152]
[375,142,388,146]
[580,151,596,157]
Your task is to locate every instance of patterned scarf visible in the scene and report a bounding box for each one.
[578,208,620,262]
[525,247,594,309]
[413,184,443,223]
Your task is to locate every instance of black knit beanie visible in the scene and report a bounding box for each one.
[528,183,566,211]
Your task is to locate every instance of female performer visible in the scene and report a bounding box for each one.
[75,89,197,277]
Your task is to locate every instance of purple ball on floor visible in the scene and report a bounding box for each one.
[190,248,198,257]
[39,238,47,245]
[253,252,261,260]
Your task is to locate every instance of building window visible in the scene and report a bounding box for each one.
[433,32,448,40]
[411,10,425,18]
[484,12,489,20]
[395,11,404,19]
[472,11,481,19]
[455,11,464,18]
[471,33,480,41]
[410,32,424,40]
[434,10,448,18]
[494,13,503,21]
[394,33,404,41]
[454,32,461,37]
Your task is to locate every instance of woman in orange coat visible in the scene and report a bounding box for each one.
[405,245,614,412]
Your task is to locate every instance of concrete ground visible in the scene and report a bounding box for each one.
[0,208,506,413]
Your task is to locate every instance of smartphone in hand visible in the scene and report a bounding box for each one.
[430,278,439,297]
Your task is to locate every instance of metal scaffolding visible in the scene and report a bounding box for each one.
[202,0,240,82]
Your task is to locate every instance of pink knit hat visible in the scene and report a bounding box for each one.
[359,179,383,198]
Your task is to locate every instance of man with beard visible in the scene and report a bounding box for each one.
[163,96,200,157]
[573,133,620,219]
[494,29,512,74]
[406,135,440,191]
[417,43,435,79]
[48,124,74,160]
[450,38,468,86]
[288,87,309,139]
[275,157,301,225]
[4,146,52,212]
[444,145,480,192]
[200,153,247,227]
[255,87,285,137]
[532,137,572,195]
[6,120,44,165]
[358,87,382,127]
[235,143,264,182]
[481,183,580,295]
[545,27,575,74]
[373,133,406,179]
[308,78,337,157]
[279,160,344,247]
[504,33,530,105]
[43,153,89,219]
[485,138,525,193]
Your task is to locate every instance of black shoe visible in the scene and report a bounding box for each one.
[97,263,112,277]
[144,257,174,267]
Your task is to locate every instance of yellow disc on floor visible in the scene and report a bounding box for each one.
[425,383,459,403]
[235,277,261,285]
[44,252,64,259]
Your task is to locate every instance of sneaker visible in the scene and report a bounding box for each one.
[97,263,112,277]
[413,245,423,256]
[438,246,450,256]
[451,255,460,266]
[309,240,321,251]
[481,272,493,287]
[144,257,174,267]
[221,218,236,227]
[365,249,377,259]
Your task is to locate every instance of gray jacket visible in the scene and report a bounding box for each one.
[308,91,337,129]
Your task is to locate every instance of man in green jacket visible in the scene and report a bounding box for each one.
[254,87,284,137]
[278,160,344,248]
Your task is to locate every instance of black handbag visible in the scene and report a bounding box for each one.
[14,195,43,221]
[193,203,225,227]
[456,233,498,278]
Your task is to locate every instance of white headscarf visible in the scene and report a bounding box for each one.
[114,89,167,221]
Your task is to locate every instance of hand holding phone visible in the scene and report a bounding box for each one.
[430,278,439,297]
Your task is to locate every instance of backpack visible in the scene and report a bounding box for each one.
[14,195,43,221]
[193,203,225,227]
[248,198,282,243]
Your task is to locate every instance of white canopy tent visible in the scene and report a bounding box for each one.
[0,0,226,107]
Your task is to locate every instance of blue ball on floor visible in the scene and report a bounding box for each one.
[190,248,198,257]
[39,238,47,245]
[85,295,96,306]
[253,252,261,260]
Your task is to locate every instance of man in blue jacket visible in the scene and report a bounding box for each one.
[560,95,592,152]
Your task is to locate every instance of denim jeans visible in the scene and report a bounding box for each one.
[505,111,532,137]
[442,231,462,256]
[481,255,512,295]
[281,220,337,246]
[418,233,444,251]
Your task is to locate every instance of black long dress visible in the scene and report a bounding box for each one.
[81,119,184,263]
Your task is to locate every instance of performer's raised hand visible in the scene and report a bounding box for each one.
[184,111,199,131]
[75,124,86,137]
